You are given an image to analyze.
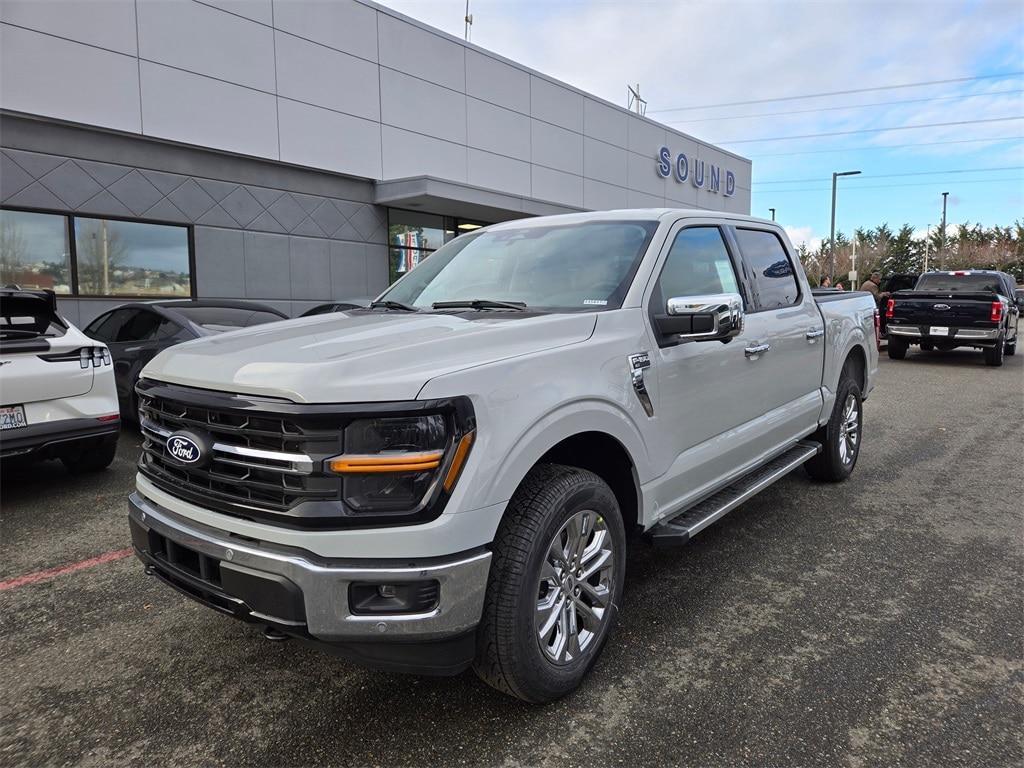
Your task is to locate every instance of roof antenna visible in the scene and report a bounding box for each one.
[464,0,473,41]
[627,84,647,116]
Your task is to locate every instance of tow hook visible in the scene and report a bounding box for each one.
[263,626,290,642]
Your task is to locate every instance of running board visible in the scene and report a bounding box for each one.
[648,440,822,547]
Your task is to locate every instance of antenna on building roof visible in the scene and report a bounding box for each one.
[627,84,647,116]
[464,0,473,41]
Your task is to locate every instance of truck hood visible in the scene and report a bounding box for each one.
[141,310,597,403]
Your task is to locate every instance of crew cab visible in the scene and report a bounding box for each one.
[0,288,120,470]
[126,210,878,702]
[885,270,1021,366]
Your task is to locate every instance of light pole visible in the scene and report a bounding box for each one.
[769,207,776,221]
[829,170,860,281]
[940,191,948,267]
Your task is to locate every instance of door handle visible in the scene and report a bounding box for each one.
[805,328,824,340]
[744,342,771,357]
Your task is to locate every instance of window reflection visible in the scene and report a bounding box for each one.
[74,217,190,296]
[0,209,72,293]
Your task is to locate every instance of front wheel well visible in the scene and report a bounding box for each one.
[535,432,640,535]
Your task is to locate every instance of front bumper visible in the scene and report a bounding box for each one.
[128,492,492,674]
[887,325,1001,342]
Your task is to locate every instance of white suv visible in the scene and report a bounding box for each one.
[0,288,120,472]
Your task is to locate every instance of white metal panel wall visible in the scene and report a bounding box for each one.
[0,0,751,213]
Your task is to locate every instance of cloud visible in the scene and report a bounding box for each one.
[784,225,822,253]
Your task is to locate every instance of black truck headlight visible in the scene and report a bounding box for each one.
[326,412,475,515]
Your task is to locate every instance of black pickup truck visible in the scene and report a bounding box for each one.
[885,270,1022,367]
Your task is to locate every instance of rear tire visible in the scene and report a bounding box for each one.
[61,434,118,473]
[805,367,863,483]
[887,338,908,360]
[984,335,1005,367]
[473,464,626,703]
[1005,339,1016,356]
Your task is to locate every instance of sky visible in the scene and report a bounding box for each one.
[376,0,1024,252]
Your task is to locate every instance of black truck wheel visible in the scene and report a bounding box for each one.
[1005,338,1016,356]
[473,464,625,703]
[887,338,908,360]
[805,366,863,483]
[984,334,1005,367]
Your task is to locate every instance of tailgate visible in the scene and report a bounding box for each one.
[1,293,94,405]
[891,292,996,326]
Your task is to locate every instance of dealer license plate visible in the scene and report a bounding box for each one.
[0,405,28,430]
[929,326,949,336]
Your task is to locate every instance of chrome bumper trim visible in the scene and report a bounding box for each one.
[128,492,491,641]
[888,326,1000,340]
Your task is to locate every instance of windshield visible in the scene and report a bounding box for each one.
[379,220,659,311]
[915,273,1003,294]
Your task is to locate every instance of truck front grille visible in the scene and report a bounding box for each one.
[137,382,345,526]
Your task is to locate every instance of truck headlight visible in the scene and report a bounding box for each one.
[327,410,475,516]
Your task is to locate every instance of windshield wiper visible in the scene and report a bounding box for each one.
[432,299,527,311]
[369,299,419,312]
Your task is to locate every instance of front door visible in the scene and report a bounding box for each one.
[642,221,768,519]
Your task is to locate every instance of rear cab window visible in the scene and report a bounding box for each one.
[733,228,801,311]
[915,273,1004,294]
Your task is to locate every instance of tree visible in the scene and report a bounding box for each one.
[75,219,127,294]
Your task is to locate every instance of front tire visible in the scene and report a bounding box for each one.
[473,464,625,703]
[887,338,908,360]
[805,369,863,483]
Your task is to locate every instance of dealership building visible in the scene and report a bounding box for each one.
[0,0,751,323]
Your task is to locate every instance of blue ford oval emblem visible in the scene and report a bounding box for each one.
[167,433,202,465]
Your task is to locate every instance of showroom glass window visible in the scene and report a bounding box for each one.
[0,209,72,292]
[388,209,488,285]
[74,217,190,297]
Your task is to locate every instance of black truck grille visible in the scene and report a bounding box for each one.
[137,381,345,524]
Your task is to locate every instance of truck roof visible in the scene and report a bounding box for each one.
[483,208,777,232]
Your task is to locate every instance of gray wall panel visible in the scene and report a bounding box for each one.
[0,0,138,55]
[0,24,141,134]
[194,227,245,298]
[140,62,279,160]
[531,166,583,208]
[275,31,381,121]
[272,0,379,62]
[244,231,292,299]
[468,149,531,197]
[530,76,583,133]
[465,50,530,114]
[378,12,465,92]
[137,1,276,92]
[467,98,530,161]
[380,68,466,144]
[204,0,274,26]
[583,138,629,187]
[290,237,333,301]
[584,98,628,149]
[381,126,467,182]
[531,120,583,176]
[278,99,383,179]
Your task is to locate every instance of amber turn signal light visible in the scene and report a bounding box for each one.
[443,431,475,492]
[327,451,444,474]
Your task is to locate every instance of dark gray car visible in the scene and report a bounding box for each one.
[83,300,287,419]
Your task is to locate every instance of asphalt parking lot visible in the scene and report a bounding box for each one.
[2,349,1022,767]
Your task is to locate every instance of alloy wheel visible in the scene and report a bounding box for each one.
[535,509,615,665]
[838,393,860,466]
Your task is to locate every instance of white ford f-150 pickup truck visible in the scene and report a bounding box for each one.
[128,210,878,702]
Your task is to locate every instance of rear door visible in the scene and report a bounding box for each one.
[727,225,824,441]
[1,293,94,407]
[91,308,171,405]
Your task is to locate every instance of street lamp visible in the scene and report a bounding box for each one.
[769,207,776,221]
[829,170,861,281]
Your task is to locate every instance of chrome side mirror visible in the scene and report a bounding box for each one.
[656,292,744,342]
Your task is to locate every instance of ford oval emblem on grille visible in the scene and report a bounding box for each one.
[933,303,951,311]
[167,433,203,465]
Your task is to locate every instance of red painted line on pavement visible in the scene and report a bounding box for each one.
[0,548,134,591]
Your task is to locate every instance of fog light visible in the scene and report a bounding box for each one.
[349,580,440,615]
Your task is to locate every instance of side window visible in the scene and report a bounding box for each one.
[114,310,162,342]
[85,309,131,342]
[655,227,740,305]
[734,229,800,311]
